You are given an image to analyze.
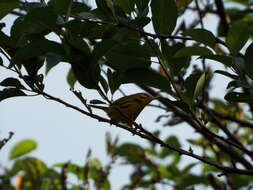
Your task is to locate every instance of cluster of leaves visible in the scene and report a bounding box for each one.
[1,0,253,189]
[3,134,252,190]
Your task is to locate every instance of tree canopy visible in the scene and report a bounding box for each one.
[1,0,253,189]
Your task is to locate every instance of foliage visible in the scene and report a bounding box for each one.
[1,0,253,189]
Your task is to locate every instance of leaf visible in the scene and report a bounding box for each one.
[45,53,64,74]
[161,41,189,74]
[193,72,205,99]
[183,73,201,106]
[224,92,253,103]
[200,55,232,67]
[9,139,37,160]
[0,88,26,102]
[0,0,19,19]
[0,78,25,89]
[165,135,181,147]
[114,0,135,13]
[107,69,120,94]
[175,47,213,57]
[71,62,101,89]
[151,0,178,35]
[49,0,90,14]
[25,7,60,32]
[226,22,249,54]
[160,136,181,158]
[116,68,172,93]
[116,143,144,162]
[10,157,47,176]
[67,68,77,88]
[95,0,114,21]
[0,31,11,48]
[135,0,150,17]
[104,41,151,71]
[14,39,64,62]
[182,29,216,48]
[244,42,253,78]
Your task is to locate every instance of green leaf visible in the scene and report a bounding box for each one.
[161,41,189,74]
[116,68,172,93]
[193,72,205,99]
[25,7,60,32]
[183,29,216,48]
[71,62,101,89]
[14,39,64,62]
[183,73,201,106]
[107,69,120,94]
[224,92,253,103]
[0,88,26,102]
[116,143,144,162]
[177,174,207,188]
[114,0,135,13]
[0,0,19,19]
[49,0,90,14]
[102,179,111,190]
[151,0,177,35]
[200,55,232,67]
[0,31,11,48]
[9,139,37,160]
[160,136,181,159]
[95,0,114,21]
[104,41,151,71]
[165,135,181,147]
[10,157,47,176]
[45,53,64,74]
[175,47,213,57]
[0,78,25,89]
[226,22,249,54]
[244,42,253,78]
[67,68,77,88]
[135,0,150,17]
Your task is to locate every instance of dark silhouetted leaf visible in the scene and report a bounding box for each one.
[114,0,135,13]
[226,22,249,54]
[14,39,64,62]
[225,92,253,103]
[0,78,25,89]
[105,41,151,71]
[0,88,26,102]
[161,41,189,74]
[183,29,216,48]
[116,68,172,93]
[175,47,213,57]
[0,0,19,19]
[201,55,232,67]
[151,0,177,35]
[244,42,253,78]
[45,53,64,74]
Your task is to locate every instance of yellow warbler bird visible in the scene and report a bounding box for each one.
[90,93,154,126]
